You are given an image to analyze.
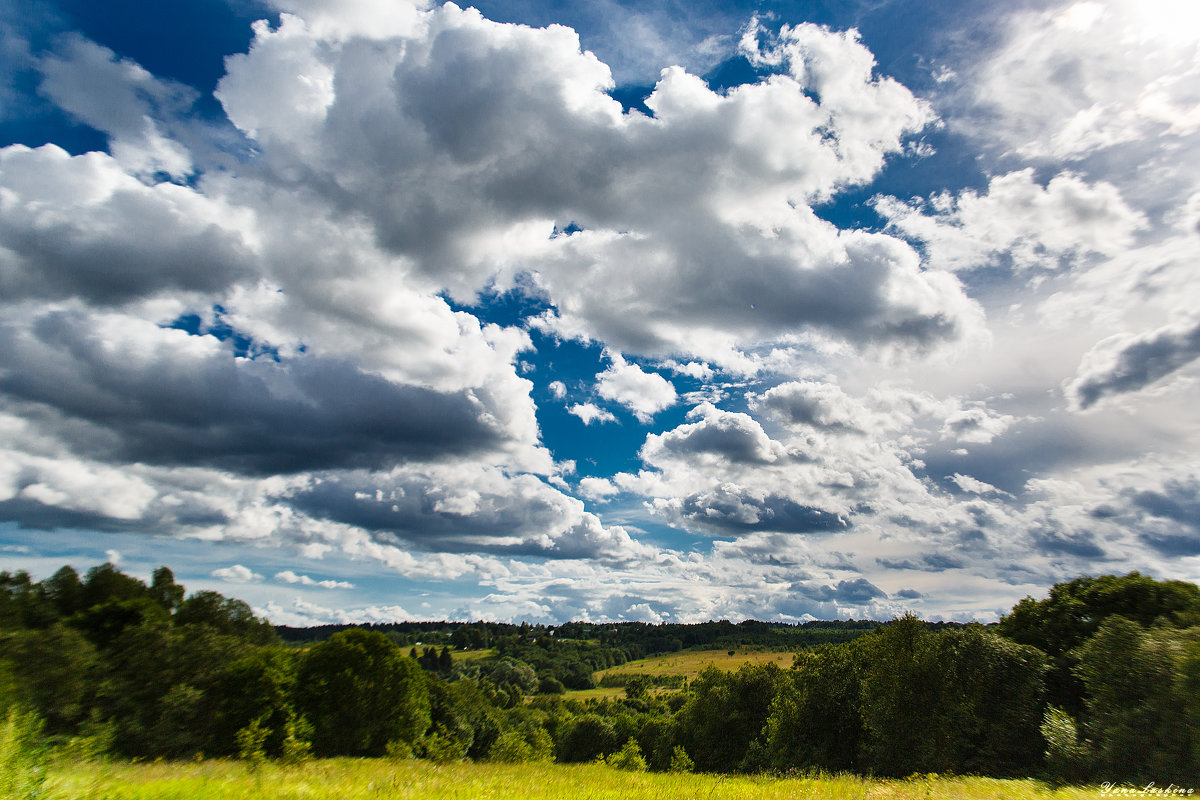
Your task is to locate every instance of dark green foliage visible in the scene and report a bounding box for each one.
[677,662,784,773]
[0,624,98,736]
[80,564,148,609]
[175,591,276,644]
[69,597,170,649]
[425,678,504,760]
[856,614,944,776]
[854,616,1046,776]
[298,629,430,756]
[557,714,619,762]
[0,571,55,629]
[1073,617,1200,783]
[149,567,185,613]
[767,641,864,773]
[537,676,565,694]
[43,566,84,619]
[206,647,301,758]
[998,571,1200,713]
[97,621,242,757]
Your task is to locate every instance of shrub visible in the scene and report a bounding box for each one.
[669,745,694,773]
[604,738,648,772]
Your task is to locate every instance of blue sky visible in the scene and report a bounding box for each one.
[1,0,1198,625]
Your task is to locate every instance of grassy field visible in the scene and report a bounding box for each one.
[595,647,795,680]
[47,758,1112,800]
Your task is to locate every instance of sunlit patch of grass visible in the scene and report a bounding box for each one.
[48,758,1113,800]
[594,647,795,681]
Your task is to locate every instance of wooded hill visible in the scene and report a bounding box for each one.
[2,565,1198,784]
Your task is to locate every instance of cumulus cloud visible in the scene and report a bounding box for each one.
[38,34,195,177]
[578,476,619,501]
[211,4,973,366]
[288,464,656,562]
[878,169,1147,275]
[643,403,784,465]
[595,354,676,423]
[940,404,1015,444]
[568,402,617,425]
[756,380,871,432]
[1065,316,1200,410]
[0,306,523,475]
[0,145,254,304]
[212,564,263,583]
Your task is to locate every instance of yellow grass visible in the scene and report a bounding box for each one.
[596,647,795,680]
[47,758,1114,800]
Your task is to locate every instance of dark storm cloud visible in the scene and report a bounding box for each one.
[676,487,846,535]
[1030,526,1106,558]
[1067,317,1200,410]
[801,577,886,603]
[0,145,254,304]
[876,553,965,571]
[0,309,505,474]
[287,470,635,560]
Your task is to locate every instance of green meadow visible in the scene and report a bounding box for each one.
[47,759,1111,800]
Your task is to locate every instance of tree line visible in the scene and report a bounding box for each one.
[1,564,1198,784]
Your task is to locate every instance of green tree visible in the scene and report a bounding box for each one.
[43,566,84,619]
[206,647,300,757]
[69,597,170,649]
[149,567,185,613]
[1073,617,1199,782]
[298,629,430,756]
[998,572,1200,713]
[0,624,98,736]
[856,615,943,776]
[767,641,864,773]
[80,564,148,608]
[175,591,275,644]
[557,714,618,763]
[677,662,784,772]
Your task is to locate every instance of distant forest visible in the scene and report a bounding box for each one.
[2,565,1198,785]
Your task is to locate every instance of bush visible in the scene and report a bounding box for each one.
[669,745,694,773]
[1041,706,1087,785]
[603,738,648,772]
[489,730,533,763]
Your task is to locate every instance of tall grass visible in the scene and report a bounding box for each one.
[48,758,1115,800]
[0,707,49,800]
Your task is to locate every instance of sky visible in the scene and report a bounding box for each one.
[1,0,1198,626]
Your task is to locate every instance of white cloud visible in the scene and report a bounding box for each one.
[568,402,617,425]
[878,169,1147,275]
[38,35,195,178]
[212,564,263,583]
[212,5,973,367]
[548,380,567,399]
[595,353,677,423]
[660,360,714,381]
[950,473,1012,497]
[578,476,619,501]
[274,570,355,589]
[958,0,1200,161]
